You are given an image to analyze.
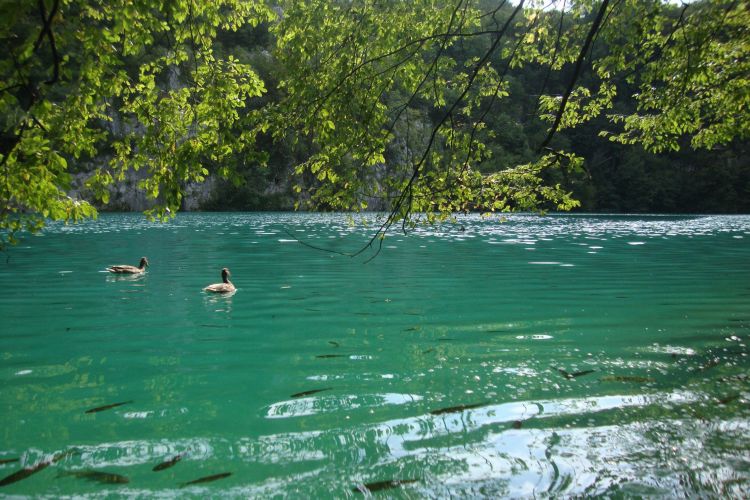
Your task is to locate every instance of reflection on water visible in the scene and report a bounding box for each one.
[5,390,743,496]
[104,272,147,283]
[1,213,749,496]
[266,392,424,419]
[202,290,235,314]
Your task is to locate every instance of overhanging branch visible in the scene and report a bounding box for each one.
[539,0,611,150]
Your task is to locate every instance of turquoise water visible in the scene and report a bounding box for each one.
[1,212,749,497]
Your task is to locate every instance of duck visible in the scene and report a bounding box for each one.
[107,257,149,274]
[203,268,236,293]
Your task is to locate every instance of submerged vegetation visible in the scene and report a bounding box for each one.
[1,0,749,247]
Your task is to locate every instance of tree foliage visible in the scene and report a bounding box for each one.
[272,0,749,249]
[1,0,272,246]
[1,0,748,248]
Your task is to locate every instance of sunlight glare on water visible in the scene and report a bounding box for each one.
[1,213,749,497]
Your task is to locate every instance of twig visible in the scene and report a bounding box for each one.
[539,0,611,150]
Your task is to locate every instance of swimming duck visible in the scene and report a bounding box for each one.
[107,257,149,274]
[203,268,235,293]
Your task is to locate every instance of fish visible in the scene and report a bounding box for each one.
[290,387,333,398]
[403,326,421,332]
[58,469,129,484]
[512,420,523,429]
[0,461,50,487]
[437,338,456,341]
[315,354,347,359]
[430,402,489,415]
[85,400,133,414]
[51,449,81,463]
[352,479,419,493]
[699,358,721,371]
[180,472,232,487]
[328,341,340,347]
[153,454,183,472]
[718,394,740,405]
[422,348,435,354]
[0,458,19,465]
[600,375,655,383]
[557,368,595,379]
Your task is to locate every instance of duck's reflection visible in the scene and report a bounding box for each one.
[105,272,146,283]
[203,289,236,313]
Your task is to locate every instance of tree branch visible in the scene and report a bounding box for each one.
[35,0,61,85]
[354,0,527,261]
[539,0,611,150]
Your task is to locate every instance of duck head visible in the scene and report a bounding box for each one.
[222,268,231,283]
[139,257,149,269]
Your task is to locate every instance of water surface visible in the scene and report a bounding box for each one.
[1,213,749,497]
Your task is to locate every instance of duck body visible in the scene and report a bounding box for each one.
[107,257,149,274]
[204,268,235,293]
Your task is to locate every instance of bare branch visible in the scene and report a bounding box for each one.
[35,0,61,85]
[539,0,611,150]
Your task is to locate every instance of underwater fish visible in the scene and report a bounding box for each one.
[0,461,49,487]
[512,420,523,429]
[290,387,333,398]
[403,326,421,332]
[328,341,340,347]
[718,394,740,405]
[153,454,183,472]
[51,449,81,463]
[181,472,232,487]
[85,400,133,414]
[422,348,436,354]
[699,358,721,371]
[353,479,419,493]
[430,402,489,415]
[315,354,347,359]
[59,469,129,484]
[437,338,456,342]
[0,458,19,465]
[557,368,595,379]
[600,375,655,383]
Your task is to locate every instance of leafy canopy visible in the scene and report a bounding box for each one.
[1,0,272,246]
[1,0,748,248]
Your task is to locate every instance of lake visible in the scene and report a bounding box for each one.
[1,212,749,497]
